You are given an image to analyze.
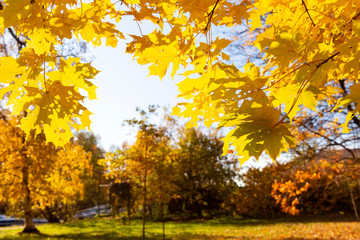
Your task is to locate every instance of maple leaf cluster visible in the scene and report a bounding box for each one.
[126,0,360,163]
[0,0,120,145]
[1,0,360,163]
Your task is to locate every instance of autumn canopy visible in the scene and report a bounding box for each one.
[0,0,359,164]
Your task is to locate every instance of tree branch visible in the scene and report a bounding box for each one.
[352,12,360,20]
[316,52,340,68]
[302,0,315,26]
[339,79,360,128]
[204,0,220,32]
[302,123,356,159]
[7,28,26,51]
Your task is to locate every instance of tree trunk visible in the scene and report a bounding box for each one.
[42,206,60,223]
[159,183,165,240]
[22,162,39,233]
[143,166,147,240]
[97,174,101,216]
[127,186,131,224]
[347,178,360,221]
[142,143,148,240]
[161,202,165,240]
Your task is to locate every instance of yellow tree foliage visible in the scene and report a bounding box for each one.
[0,112,91,230]
[99,127,173,205]
[1,1,360,163]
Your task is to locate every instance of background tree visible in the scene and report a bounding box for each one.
[38,142,93,223]
[171,127,238,217]
[109,182,132,219]
[145,126,174,240]
[101,105,161,239]
[281,90,360,218]
[271,156,360,218]
[233,165,284,218]
[102,110,240,220]
[100,147,140,221]
[75,131,106,211]
[0,111,91,233]
[124,106,160,240]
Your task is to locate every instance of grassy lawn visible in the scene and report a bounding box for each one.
[0,217,359,240]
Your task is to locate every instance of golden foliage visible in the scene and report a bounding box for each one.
[0,113,91,215]
[1,0,360,163]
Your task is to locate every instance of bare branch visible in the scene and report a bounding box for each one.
[7,28,26,51]
[302,122,356,159]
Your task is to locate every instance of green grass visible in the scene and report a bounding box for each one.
[0,217,359,239]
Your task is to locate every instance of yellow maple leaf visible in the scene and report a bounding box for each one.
[124,0,140,4]
[141,44,180,79]
[17,81,89,146]
[46,57,99,100]
[352,20,360,36]
[27,28,56,55]
[272,84,317,120]
[220,103,295,163]
[0,0,31,27]
[0,57,27,84]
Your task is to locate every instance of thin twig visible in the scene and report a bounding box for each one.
[302,0,315,26]
[353,12,360,20]
[302,123,356,159]
[7,28,26,51]
[43,54,48,92]
[279,66,317,123]
[204,0,220,32]
[315,51,340,68]
[278,52,340,124]
[339,79,360,128]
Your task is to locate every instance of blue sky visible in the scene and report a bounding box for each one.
[77,17,180,150]
[85,41,180,150]
[68,15,181,150]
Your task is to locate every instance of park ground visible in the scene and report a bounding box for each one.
[0,216,359,240]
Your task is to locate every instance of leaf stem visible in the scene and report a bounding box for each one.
[43,54,48,92]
